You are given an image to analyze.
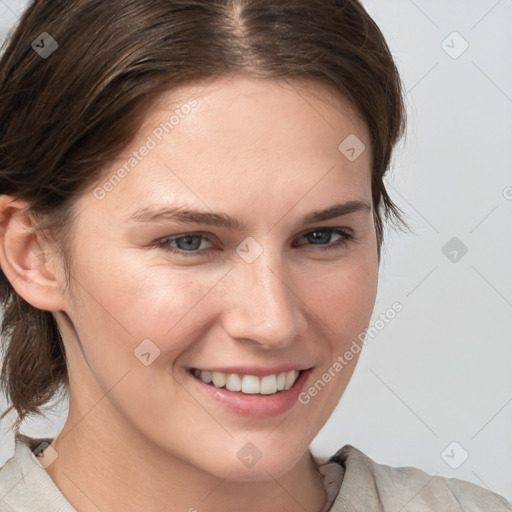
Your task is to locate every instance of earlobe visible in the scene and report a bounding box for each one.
[0,195,68,312]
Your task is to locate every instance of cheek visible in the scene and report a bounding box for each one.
[64,255,219,428]
[65,251,223,381]
[291,260,377,440]
[302,253,379,348]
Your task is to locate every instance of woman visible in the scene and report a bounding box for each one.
[0,0,510,510]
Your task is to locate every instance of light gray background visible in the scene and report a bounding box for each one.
[0,0,511,503]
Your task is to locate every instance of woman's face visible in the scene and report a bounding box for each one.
[54,75,378,480]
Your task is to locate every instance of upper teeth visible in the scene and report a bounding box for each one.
[193,369,300,394]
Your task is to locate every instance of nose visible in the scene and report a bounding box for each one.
[221,247,303,350]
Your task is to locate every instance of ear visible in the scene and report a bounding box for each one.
[0,195,68,312]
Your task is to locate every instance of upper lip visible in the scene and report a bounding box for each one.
[190,365,313,377]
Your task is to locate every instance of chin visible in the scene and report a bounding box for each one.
[224,437,310,482]
[222,455,300,483]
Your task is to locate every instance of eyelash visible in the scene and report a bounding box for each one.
[155,228,354,257]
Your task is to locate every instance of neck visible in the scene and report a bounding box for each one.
[45,402,327,512]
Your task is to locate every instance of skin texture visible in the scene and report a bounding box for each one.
[0,75,379,512]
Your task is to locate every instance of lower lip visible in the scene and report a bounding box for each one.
[187,369,312,417]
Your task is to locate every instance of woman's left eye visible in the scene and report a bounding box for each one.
[156,228,353,257]
[294,228,353,251]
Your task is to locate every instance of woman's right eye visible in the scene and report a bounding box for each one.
[156,233,215,257]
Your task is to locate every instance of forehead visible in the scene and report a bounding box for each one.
[148,74,370,153]
[85,75,373,222]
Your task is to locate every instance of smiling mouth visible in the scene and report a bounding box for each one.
[190,369,302,395]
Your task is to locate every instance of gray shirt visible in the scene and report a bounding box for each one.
[1,432,511,511]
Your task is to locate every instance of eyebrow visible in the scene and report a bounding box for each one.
[128,200,371,230]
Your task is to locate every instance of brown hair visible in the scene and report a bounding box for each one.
[0,0,408,431]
